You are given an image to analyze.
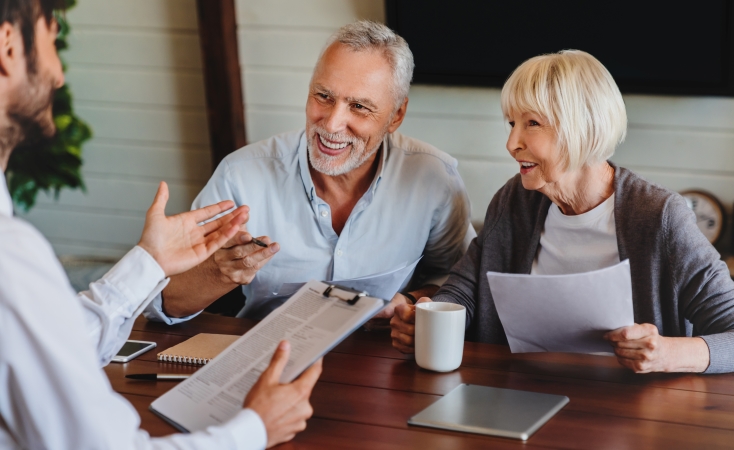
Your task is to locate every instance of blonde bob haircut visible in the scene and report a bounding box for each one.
[501,50,627,171]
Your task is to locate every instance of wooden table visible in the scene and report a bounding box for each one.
[106,315,734,449]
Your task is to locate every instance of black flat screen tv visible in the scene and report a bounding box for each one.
[385,0,734,96]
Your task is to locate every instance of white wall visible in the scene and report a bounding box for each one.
[21,0,734,257]
[236,0,734,242]
[19,0,211,258]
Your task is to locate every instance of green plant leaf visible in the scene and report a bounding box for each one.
[6,0,90,211]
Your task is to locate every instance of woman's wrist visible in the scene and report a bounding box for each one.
[665,336,710,373]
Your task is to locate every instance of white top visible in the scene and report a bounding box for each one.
[0,172,267,449]
[145,129,475,321]
[531,194,620,275]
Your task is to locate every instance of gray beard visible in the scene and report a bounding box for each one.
[308,140,380,176]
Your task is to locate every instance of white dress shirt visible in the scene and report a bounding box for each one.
[532,194,620,275]
[0,171,266,449]
[146,129,475,321]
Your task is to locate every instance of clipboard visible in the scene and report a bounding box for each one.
[150,280,387,432]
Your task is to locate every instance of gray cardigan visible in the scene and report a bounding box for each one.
[434,163,734,373]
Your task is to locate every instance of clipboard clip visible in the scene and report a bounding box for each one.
[322,283,367,305]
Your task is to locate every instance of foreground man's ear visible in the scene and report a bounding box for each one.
[0,22,23,79]
[387,97,409,133]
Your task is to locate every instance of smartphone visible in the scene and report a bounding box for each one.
[111,340,157,363]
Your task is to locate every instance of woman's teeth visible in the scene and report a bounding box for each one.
[319,135,349,150]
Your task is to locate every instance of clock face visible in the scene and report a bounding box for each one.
[680,190,725,244]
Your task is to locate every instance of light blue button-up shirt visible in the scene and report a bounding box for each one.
[146,129,474,321]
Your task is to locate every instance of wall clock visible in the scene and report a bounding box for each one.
[680,190,726,245]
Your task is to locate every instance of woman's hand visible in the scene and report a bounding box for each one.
[390,297,432,353]
[604,323,710,373]
[137,182,249,277]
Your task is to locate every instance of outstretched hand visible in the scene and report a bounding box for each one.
[137,182,249,277]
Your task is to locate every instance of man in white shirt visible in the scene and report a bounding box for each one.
[152,21,475,322]
[0,1,320,448]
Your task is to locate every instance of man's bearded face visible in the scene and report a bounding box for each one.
[6,17,63,151]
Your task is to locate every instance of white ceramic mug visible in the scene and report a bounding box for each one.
[415,302,466,372]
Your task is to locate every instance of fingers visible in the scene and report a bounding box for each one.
[190,200,240,225]
[390,314,415,336]
[263,341,291,384]
[225,241,279,269]
[613,347,652,360]
[294,358,323,394]
[200,206,249,236]
[604,323,658,342]
[201,211,250,255]
[223,229,250,249]
[614,356,649,373]
[391,323,416,354]
[147,181,169,217]
[391,329,414,347]
[610,337,658,350]
[390,305,416,354]
[392,341,415,354]
[394,303,416,324]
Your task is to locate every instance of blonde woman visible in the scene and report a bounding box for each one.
[391,50,734,374]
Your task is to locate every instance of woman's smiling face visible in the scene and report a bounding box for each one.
[505,110,566,192]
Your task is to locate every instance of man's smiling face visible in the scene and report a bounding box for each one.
[305,42,398,176]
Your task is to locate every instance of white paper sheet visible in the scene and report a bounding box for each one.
[276,257,422,301]
[486,260,634,354]
[150,280,387,432]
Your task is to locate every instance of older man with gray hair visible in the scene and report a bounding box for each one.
[146,20,475,323]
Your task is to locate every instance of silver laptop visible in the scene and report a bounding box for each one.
[408,384,569,441]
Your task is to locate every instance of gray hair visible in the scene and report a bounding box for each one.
[320,20,414,110]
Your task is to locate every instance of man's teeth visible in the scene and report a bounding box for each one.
[520,162,537,167]
[319,135,349,150]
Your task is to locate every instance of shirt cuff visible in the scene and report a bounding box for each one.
[142,291,202,325]
[219,408,267,450]
[103,246,167,306]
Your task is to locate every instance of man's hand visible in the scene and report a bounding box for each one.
[372,293,412,320]
[137,182,248,277]
[213,231,279,285]
[604,323,710,373]
[390,297,432,353]
[373,286,440,320]
[244,341,322,448]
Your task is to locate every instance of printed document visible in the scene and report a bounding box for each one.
[276,256,422,301]
[150,280,387,432]
[486,259,634,354]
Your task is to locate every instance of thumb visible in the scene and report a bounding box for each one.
[149,181,169,216]
[416,297,432,304]
[263,340,291,384]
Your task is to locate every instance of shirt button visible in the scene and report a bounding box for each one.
[336,249,343,256]
[321,210,328,217]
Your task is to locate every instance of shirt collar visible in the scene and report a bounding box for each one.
[297,130,390,203]
[0,170,12,217]
[297,131,317,202]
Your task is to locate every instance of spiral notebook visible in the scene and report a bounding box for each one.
[157,333,239,365]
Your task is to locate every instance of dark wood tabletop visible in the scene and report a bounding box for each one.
[106,314,734,449]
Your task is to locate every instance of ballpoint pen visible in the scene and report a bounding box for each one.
[125,373,191,381]
[250,237,268,248]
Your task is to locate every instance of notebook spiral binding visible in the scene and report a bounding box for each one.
[157,354,210,365]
